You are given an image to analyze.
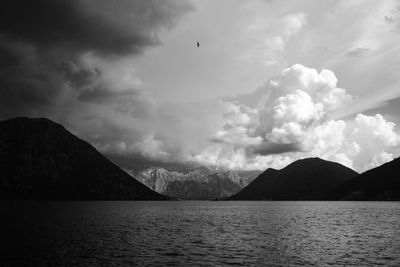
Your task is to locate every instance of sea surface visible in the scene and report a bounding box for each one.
[1,201,400,266]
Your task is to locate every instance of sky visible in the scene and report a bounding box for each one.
[1,0,400,172]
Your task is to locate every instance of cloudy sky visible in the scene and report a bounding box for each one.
[1,0,400,172]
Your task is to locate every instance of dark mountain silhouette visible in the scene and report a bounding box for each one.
[228,158,358,200]
[331,157,400,200]
[0,117,170,200]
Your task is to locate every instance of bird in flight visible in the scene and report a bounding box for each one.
[196,41,200,48]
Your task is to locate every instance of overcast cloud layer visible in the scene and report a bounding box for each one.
[1,0,400,172]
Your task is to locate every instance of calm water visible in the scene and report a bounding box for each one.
[1,201,400,266]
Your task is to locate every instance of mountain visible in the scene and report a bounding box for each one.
[125,166,260,200]
[331,157,400,200]
[0,117,170,200]
[228,158,358,200]
[117,161,260,200]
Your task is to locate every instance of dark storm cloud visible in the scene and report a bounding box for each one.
[58,60,157,119]
[252,142,302,155]
[0,40,64,118]
[59,61,101,89]
[77,86,125,103]
[78,85,157,119]
[0,0,194,56]
[0,0,194,119]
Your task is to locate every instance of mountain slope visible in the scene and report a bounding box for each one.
[331,157,400,200]
[0,117,170,200]
[228,158,358,200]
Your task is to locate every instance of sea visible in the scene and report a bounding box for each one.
[1,201,400,266]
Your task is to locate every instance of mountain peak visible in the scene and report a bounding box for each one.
[0,117,70,139]
[290,157,331,165]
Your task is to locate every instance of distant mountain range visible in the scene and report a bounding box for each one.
[2,117,400,201]
[227,158,358,200]
[108,156,260,200]
[0,117,169,200]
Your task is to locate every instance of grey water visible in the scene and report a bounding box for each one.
[1,201,400,266]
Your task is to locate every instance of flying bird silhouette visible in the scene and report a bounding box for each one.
[196,42,200,48]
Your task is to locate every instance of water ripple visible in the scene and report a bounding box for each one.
[1,201,400,266]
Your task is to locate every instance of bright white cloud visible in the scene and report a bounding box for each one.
[193,64,400,171]
[268,64,352,111]
[353,114,400,147]
[272,90,324,124]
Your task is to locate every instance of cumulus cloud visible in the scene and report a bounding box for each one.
[194,64,400,171]
[272,90,324,124]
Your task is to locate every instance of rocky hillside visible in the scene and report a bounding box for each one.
[124,166,260,200]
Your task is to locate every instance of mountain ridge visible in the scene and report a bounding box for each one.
[227,157,358,200]
[124,165,260,200]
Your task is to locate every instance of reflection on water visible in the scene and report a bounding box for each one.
[1,201,400,266]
